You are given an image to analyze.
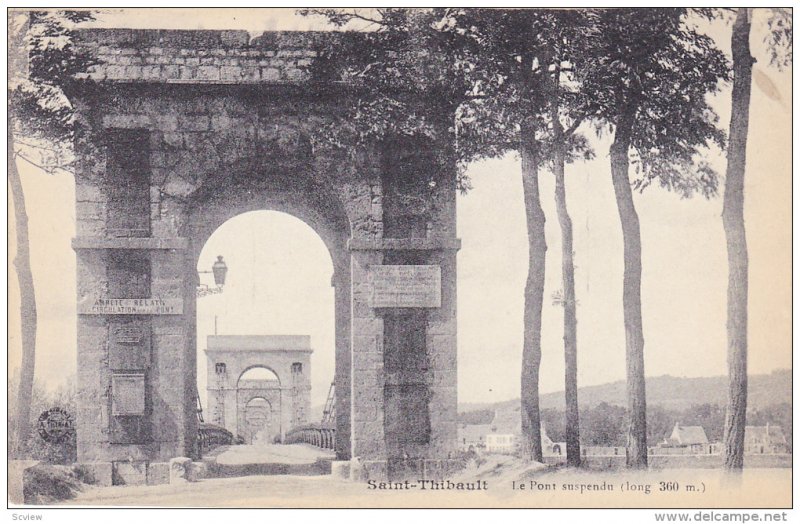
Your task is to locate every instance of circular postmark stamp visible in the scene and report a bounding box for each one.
[37,407,74,443]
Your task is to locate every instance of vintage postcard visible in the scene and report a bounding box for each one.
[6,6,793,516]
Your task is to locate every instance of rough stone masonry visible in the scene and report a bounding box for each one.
[69,28,459,484]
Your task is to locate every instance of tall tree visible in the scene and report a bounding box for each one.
[519,115,547,463]
[549,73,581,466]
[721,6,753,474]
[8,116,35,459]
[609,87,646,469]
[583,8,728,468]
[8,9,94,456]
[722,7,791,473]
[484,19,551,462]
[542,12,597,467]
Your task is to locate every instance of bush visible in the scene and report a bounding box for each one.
[23,464,83,504]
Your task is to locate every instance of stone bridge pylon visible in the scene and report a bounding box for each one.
[204,335,312,444]
[71,29,459,483]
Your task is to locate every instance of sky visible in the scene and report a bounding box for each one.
[7,8,792,413]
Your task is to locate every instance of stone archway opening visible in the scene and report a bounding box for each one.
[196,210,336,445]
[242,396,273,445]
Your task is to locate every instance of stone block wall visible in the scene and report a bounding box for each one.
[75,29,324,85]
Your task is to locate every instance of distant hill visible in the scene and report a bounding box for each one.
[306,370,789,424]
[458,369,791,414]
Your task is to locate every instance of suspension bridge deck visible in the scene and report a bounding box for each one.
[203,443,335,478]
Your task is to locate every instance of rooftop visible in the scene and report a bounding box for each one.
[745,425,787,444]
[671,424,709,445]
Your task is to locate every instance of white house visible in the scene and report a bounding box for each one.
[660,423,709,454]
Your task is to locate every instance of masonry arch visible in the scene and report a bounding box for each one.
[195,205,346,453]
[236,370,280,445]
[242,397,274,445]
[237,365,282,385]
[186,171,353,274]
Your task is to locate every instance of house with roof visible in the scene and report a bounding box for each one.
[660,423,709,454]
[745,425,788,454]
[485,407,520,454]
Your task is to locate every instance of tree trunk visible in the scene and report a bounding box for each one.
[550,80,581,467]
[610,106,648,469]
[9,132,38,458]
[520,130,546,463]
[722,7,752,473]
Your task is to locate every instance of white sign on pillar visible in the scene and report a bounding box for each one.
[369,265,442,308]
[77,298,184,315]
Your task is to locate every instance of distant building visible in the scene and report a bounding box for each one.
[486,433,517,454]
[745,425,788,454]
[660,423,709,454]
[485,406,521,454]
[458,423,491,452]
[482,407,560,456]
[540,426,567,457]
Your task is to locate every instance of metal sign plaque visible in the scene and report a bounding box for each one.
[37,407,75,443]
[111,373,146,416]
[369,265,442,308]
[78,298,183,315]
[113,326,143,345]
[109,320,150,370]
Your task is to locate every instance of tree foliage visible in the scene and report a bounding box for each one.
[763,8,792,69]
[301,8,733,231]
[581,8,730,198]
[581,402,627,446]
[9,10,94,170]
[301,9,482,189]
[301,8,598,186]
